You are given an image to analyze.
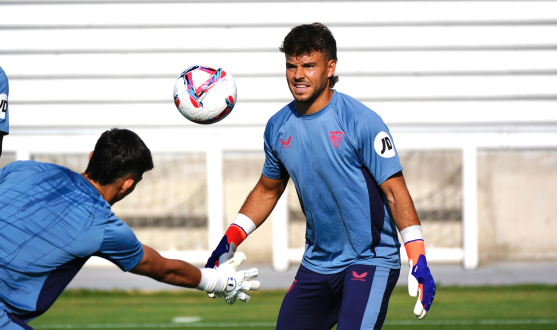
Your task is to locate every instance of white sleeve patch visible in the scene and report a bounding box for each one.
[373,131,396,158]
[0,94,7,120]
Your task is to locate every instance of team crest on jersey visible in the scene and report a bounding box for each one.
[330,131,343,149]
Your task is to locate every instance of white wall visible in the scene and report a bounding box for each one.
[1,1,556,268]
[1,1,556,139]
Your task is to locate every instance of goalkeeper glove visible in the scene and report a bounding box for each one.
[401,225,436,320]
[197,252,260,304]
[205,213,256,268]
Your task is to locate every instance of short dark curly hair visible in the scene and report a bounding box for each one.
[279,22,339,88]
[84,128,154,185]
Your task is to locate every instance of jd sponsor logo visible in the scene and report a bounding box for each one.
[373,131,396,158]
[0,93,7,120]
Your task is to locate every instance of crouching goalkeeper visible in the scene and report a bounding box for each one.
[0,128,259,330]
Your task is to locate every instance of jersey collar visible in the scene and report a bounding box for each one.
[294,89,337,120]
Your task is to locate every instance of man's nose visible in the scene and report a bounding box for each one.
[294,67,305,80]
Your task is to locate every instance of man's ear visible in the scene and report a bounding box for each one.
[121,177,135,193]
[327,59,336,78]
[89,151,93,160]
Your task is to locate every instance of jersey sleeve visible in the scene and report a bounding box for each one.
[357,113,403,185]
[262,121,287,180]
[96,216,144,272]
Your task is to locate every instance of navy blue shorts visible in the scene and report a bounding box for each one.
[277,264,400,330]
[0,311,33,330]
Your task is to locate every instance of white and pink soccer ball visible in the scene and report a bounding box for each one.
[173,65,237,124]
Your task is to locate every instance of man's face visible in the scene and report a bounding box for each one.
[286,51,335,105]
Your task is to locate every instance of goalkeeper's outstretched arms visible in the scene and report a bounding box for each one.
[380,171,436,320]
[131,245,259,304]
[205,174,289,268]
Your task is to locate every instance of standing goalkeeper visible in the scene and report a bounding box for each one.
[206,23,436,329]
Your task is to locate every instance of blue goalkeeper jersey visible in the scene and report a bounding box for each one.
[0,66,8,134]
[263,90,403,274]
[0,161,144,321]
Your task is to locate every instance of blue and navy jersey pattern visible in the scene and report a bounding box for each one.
[263,91,403,274]
[0,161,143,320]
[0,66,9,134]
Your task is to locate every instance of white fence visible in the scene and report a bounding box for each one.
[1,0,556,270]
[5,129,557,270]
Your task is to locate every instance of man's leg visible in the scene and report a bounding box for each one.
[0,311,34,330]
[337,264,400,330]
[276,265,343,330]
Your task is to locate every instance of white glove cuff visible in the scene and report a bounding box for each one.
[400,225,423,244]
[233,213,256,236]
[197,268,223,292]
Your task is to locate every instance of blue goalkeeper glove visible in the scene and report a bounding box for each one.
[402,225,436,319]
[408,254,436,319]
[206,214,255,268]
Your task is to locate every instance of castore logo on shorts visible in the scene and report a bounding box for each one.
[352,271,368,282]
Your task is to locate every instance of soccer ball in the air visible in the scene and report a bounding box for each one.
[173,65,237,124]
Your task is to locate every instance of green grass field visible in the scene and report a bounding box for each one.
[28,285,557,330]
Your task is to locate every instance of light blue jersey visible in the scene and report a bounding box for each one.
[0,161,143,322]
[263,91,403,274]
[0,66,8,134]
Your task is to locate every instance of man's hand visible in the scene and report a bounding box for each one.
[205,219,254,297]
[199,252,260,304]
[205,235,235,269]
[408,254,436,319]
[214,252,260,304]
[205,235,234,298]
[206,214,259,269]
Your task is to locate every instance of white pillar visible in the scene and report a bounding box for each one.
[206,148,224,250]
[16,149,30,161]
[462,145,479,270]
[272,187,289,272]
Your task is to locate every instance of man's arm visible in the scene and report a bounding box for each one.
[205,174,288,268]
[131,245,260,304]
[380,171,436,320]
[379,171,419,231]
[238,174,289,227]
[131,244,201,288]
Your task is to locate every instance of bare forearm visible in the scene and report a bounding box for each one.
[156,259,202,288]
[131,245,201,288]
[238,176,287,227]
[386,191,421,231]
[380,172,421,231]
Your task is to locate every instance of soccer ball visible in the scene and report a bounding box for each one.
[173,65,237,124]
